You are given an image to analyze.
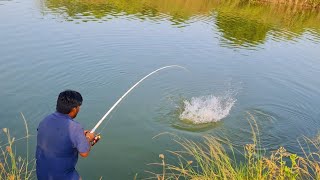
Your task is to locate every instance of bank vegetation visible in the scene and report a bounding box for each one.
[148,113,320,180]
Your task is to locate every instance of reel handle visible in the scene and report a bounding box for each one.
[91,134,101,146]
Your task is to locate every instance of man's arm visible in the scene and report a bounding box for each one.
[72,124,95,158]
[79,131,95,158]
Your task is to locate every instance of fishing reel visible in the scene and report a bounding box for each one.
[85,131,101,146]
[91,134,101,146]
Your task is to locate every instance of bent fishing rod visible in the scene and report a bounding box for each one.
[90,65,186,135]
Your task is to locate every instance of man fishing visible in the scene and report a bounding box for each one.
[36,90,99,180]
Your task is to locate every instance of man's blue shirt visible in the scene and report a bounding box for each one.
[36,112,90,180]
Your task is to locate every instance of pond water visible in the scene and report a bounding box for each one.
[0,0,320,179]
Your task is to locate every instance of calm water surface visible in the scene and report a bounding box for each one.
[0,0,320,179]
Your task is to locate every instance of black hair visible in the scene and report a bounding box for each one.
[56,90,83,114]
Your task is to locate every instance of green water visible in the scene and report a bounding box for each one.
[0,0,320,179]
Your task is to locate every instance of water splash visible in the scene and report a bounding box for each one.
[179,94,236,124]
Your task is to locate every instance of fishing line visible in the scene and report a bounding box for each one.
[97,110,115,135]
[90,65,186,133]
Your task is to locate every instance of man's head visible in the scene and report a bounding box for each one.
[56,90,83,118]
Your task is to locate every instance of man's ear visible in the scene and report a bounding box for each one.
[71,107,77,113]
[69,107,77,117]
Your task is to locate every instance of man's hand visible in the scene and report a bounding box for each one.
[84,130,95,142]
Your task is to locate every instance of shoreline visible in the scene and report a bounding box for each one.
[254,0,320,9]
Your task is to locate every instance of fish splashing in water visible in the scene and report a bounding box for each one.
[179,94,236,124]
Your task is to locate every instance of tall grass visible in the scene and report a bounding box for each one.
[0,113,35,180]
[148,113,320,180]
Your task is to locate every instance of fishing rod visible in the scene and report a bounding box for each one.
[90,65,185,136]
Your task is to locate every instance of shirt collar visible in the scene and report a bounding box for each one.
[54,112,72,119]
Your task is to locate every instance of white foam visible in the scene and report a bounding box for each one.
[179,94,236,124]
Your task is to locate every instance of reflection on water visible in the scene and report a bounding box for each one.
[216,13,271,48]
[0,0,11,5]
[43,0,217,23]
[43,0,320,48]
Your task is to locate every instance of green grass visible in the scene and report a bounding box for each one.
[3,112,320,180]
[0,113,35,180]
[148,113,320,180]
